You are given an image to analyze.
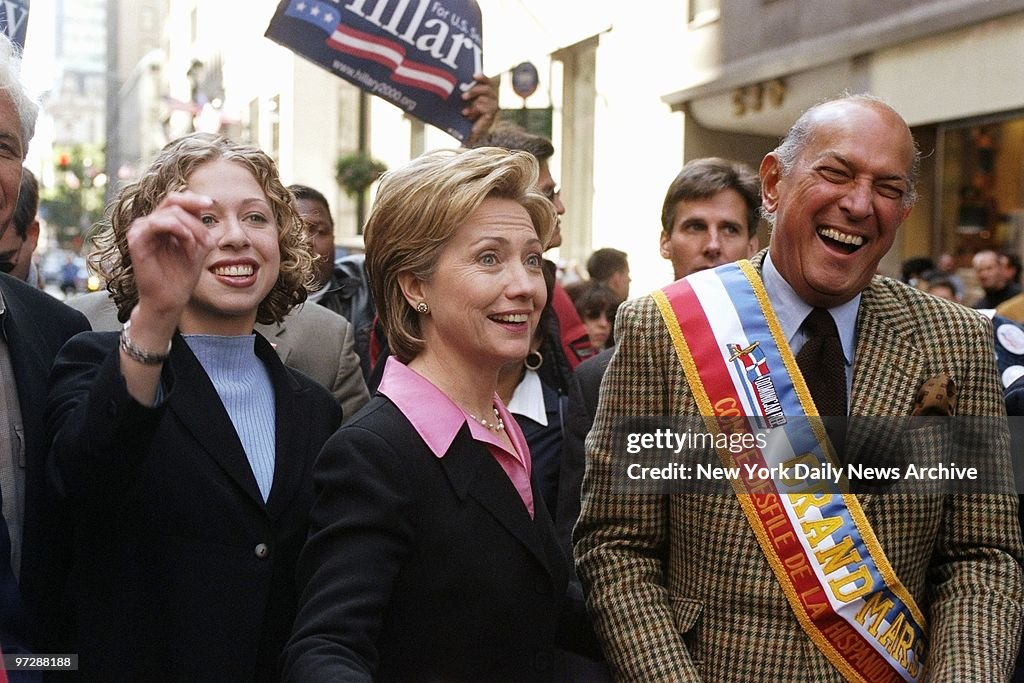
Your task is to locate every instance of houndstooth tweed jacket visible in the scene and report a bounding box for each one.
[575,253,1024,682]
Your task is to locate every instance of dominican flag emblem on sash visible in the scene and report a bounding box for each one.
[729,341,768,381]
[266,0,483,141]
[728,341,786,428]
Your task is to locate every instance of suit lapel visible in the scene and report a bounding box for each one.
[167,335,266,508]
[254,320,292,365]
[1,289,50,463]
[848,281,926,510]
[439,429,553,575]
[851,280,925,416]
[258,333,309,521]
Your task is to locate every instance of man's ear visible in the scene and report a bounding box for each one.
[397,270,426,308]
[26,219,40,251]
[900,204,913,224]
[760,153,781,214]
[659,230,672,260]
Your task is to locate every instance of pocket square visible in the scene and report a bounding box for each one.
[912,373,957,417]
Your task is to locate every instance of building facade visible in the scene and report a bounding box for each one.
[663,0,1024,279]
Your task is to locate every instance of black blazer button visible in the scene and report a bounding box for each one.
[254,543,270,560]
[532,651,552,672]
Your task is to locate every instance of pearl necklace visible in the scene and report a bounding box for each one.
[469,408,505,432]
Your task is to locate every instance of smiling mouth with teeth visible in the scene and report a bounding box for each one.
[490,313,529,323]
[213,264,255,277]
[817,227,864,254]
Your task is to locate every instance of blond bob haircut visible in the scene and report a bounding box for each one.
[91,133,314,325]
[365,147,556,363]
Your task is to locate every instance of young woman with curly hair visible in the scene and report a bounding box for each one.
[45,133,341,681]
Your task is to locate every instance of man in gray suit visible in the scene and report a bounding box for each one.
[67,290,368,420]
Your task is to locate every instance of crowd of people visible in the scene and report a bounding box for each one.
[1,28,1023,683]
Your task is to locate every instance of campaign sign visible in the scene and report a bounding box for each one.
[0,0,30,49]
[266,0,483,142]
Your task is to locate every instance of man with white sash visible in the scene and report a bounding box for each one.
[575,95,1024,682]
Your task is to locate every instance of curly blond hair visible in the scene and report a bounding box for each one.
[365,146,556,363]
[90,133,314,325]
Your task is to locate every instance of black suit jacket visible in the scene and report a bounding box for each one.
[0,274,90,652]
[285,396,571,682]
[45,331,340,681]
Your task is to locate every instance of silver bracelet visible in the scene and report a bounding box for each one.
[119,320,172,365]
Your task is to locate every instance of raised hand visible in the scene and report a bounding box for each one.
[120,192,215,403]
[127,191,215,324]
[462,73,498,146]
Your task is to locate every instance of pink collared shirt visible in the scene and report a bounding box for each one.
[377,357,535,518]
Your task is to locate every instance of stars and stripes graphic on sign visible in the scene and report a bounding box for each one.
[267,0,482,140]
[326,24,457,98]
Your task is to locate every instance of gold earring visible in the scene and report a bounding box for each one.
[416,302,429,314]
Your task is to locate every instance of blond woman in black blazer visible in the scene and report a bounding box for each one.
[286,148,596,681]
